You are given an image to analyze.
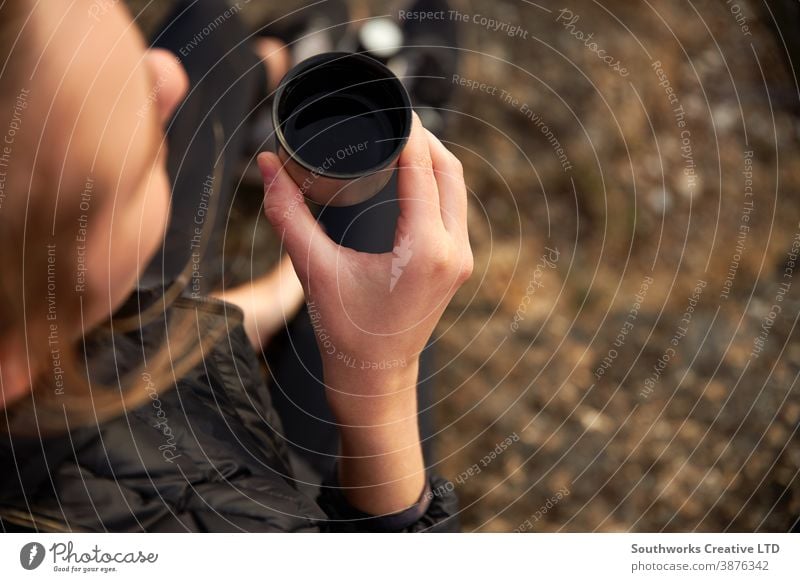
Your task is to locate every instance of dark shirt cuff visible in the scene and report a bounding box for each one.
[318,470,434,532]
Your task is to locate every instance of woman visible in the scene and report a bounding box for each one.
[0,0,472,532]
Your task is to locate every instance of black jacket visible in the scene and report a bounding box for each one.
[0,293,459,533]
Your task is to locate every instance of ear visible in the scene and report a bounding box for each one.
[0,341,31,409]
[144,49,189,124]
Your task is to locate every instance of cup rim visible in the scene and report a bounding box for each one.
[272,52,412,180]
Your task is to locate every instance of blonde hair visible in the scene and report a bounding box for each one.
[0,0,228,434]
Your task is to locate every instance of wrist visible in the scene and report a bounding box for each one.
[322,357,420,424]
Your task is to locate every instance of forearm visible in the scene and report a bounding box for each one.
[323,360,426,516]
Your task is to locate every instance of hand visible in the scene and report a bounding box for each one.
[257,114,473,386]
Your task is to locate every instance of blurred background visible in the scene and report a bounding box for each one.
[128,0,800,532]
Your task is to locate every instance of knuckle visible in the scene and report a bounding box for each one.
[424,239,453,273]
[410,150,433,171]
[263,203,287,227]
[458,250,474,283]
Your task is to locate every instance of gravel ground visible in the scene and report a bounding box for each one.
[433,0,800,532]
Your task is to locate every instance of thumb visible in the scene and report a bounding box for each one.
[257,152,334,283]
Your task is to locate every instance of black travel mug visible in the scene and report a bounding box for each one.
[272,52,412,207]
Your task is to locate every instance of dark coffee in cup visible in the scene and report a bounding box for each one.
[272,52,412,207]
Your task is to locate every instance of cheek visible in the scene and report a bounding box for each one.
[116,166,170,296]
[85,168,171,321]
[138,167,171,261]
